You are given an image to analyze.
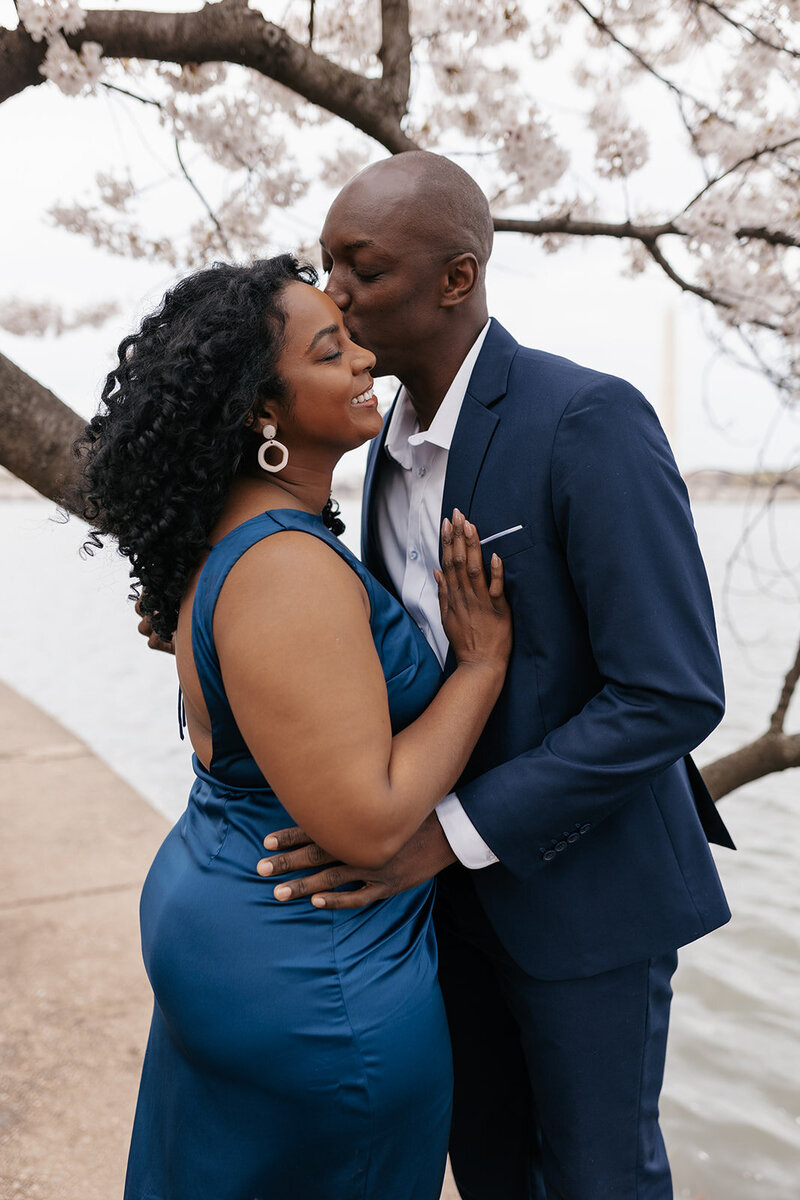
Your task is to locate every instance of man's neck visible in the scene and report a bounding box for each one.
[400,315,488,431]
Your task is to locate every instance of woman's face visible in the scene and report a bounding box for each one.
[268,282,380,459]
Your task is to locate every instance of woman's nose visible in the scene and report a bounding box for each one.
[353,345,376,373]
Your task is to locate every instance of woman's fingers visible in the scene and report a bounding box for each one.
[439,509,510,614]
[489,553,508,611]
[463,516,486,597]
[443,509,469,605]
[433,567,448,625]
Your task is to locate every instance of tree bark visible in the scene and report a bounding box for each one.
[0,5,418,154]
[0,352,84,511]
[703,730,800,800]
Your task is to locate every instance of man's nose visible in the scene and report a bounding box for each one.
[323,269,349,311]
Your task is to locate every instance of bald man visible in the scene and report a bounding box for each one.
[263,152,734,1200]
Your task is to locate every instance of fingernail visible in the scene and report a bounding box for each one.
[492,553,500,566]
[274,885,292,900]
[443,518,452,534]
[453,508,463,520]
[263,836,278,849]
[259,859,273,875]
[464,520,474,536]
[311,896,326,908]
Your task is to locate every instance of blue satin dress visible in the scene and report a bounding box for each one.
[124,510,452,1200]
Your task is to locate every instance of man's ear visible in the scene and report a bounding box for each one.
[440,253,480,308]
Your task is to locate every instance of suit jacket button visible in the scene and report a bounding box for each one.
[555,841,567,852]
[580,823,591,834]
[542,850,557,862]
[567,832,580,844]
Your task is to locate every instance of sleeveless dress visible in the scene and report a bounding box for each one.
[124,510,452,1200]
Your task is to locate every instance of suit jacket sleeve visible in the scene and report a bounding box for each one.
[456,377,725,879]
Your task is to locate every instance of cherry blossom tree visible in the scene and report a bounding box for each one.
[0,0,798,796]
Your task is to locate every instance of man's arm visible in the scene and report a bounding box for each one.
[456,377,724,877]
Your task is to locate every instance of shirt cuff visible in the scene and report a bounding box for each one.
[435,792,499,869]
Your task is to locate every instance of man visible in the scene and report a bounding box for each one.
[128,150,725,1196]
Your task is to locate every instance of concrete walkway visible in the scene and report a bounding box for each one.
[0,680,458,1199]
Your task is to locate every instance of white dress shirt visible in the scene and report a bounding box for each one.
[374,322,499,868]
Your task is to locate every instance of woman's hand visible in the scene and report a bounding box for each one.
[435,509,512,672]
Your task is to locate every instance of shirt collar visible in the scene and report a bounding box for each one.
[384,320,491,468]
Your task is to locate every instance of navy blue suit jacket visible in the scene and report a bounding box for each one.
[362,319,733,980]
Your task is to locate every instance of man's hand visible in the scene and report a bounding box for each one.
[135,597,175,655]
[256,813,457,909]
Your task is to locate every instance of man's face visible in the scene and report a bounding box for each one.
[319,172,447,380]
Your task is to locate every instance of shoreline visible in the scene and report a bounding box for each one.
[3,466,800,504]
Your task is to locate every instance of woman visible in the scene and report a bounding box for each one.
[77,255,511,1200]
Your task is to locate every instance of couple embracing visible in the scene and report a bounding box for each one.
[79,151,733,1200]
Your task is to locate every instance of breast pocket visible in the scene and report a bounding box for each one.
[479,523,535,562]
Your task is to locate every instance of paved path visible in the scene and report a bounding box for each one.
[0,680,459,1199]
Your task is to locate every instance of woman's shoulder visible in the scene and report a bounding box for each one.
[214,516,370,625]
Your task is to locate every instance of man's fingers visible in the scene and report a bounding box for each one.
[268,865,363,900]
[262,825,312,852]
[257,843,337,877]
[308,883,389,910]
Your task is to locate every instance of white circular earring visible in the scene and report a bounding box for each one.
[257,424,289,474]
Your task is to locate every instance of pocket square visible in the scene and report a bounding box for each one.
[479,524,524,546]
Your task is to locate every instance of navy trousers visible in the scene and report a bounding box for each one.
[435,867,678,1200]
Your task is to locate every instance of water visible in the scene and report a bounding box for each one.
[1,495,799,1198]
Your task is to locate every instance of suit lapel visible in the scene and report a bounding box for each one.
[441,318,518,533]
[440,320,519,673]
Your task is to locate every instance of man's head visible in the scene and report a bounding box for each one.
[320,151,493,381]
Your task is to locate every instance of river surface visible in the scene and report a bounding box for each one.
[1,495,798,1199]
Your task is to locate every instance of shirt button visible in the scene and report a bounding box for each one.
[417,466,427,477]
[409,549,419,561]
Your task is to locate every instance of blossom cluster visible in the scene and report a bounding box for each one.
[17,0,85,43]
[0,297,119,337]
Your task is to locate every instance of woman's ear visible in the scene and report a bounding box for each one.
[249,407,279,436]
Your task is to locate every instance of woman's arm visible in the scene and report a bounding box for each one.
[214,512,510,869]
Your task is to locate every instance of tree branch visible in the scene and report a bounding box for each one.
[770,637,800,734]
[378,0,412,114]
[692,0,800,60]
[174,138,229,249]
[0,4,418,154]
[702,729,800,800]
[492,214,796,315]
[568,0,718,116]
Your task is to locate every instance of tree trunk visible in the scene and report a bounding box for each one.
[0,351,85,511]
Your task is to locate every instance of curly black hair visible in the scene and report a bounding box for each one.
[74,254,328,640]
